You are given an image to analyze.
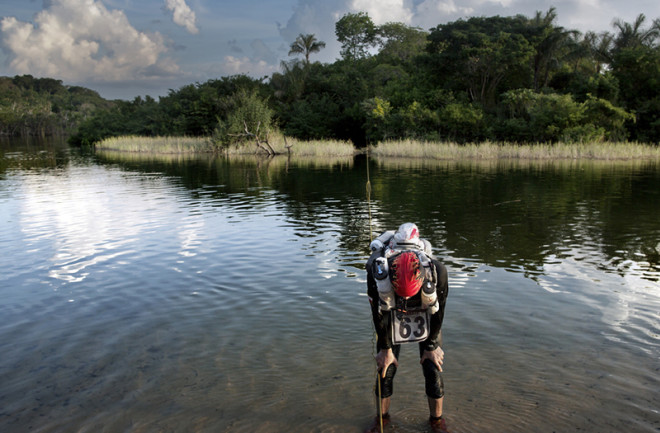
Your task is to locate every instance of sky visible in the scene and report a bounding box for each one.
[1,0,659,100]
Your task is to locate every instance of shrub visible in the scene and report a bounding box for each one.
[213,89,275,146]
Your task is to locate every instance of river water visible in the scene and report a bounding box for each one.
[1,139,659,433]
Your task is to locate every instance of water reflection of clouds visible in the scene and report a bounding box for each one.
[177,213,206,259]
[446,237,659,352]
[18,166,179,287]
[539,249,660,349]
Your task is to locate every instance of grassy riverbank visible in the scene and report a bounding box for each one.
[96,135,356,157]
[369,140,660,160]
[96,135,660,160]
[96,136,213,153]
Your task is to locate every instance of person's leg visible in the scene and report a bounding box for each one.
[419,343,448,431]
[424,374,448,432]
[427,395,443,418]
[374,345,400,412]
[364,396,390,433]
[379,396,391,417]
[366,345,400,432]
[420,356,444,412]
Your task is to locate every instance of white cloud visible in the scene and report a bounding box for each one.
[222,55,277,77]
[349,0,414,24]
[0,0,179,83]
[416,0,474,17]
[164,0,199,34]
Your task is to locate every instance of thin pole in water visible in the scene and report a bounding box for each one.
[366,148,383,433]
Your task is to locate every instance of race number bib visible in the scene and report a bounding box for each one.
[391,309,430,344]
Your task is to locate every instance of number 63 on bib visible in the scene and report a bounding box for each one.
[391,309,430,344]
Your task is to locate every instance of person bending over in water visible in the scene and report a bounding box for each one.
[365,223,450,433]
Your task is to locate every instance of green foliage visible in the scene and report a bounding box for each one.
[362,97,393,141]
[498,89,634,142]
[581,95,636,141]
[0,74,110,138]
[439,102,487,142]
[526,7,580,91]
[376,22,428,64]
[274,58,375,145]
[69,75,268,146]
[363,98,442,141]
[427,15,535,106]
[283,94,341,140]
[549,69,620,102]
[213,88,274,146]
[335,12,378,60]
[610,44,660,142]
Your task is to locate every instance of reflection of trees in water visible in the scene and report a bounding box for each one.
[81,150,660,281]
[369,158,660,281]
[0,137,71,173]
[7,142,655,281]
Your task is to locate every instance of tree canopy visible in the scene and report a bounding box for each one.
[4,9,659,147]
[335,12,379,60]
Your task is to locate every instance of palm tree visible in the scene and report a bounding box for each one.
[586,31,614,73]
[529,7,578,90]
[288,33,326,65]
[612,14,660,51]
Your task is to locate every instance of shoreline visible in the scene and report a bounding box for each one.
[95,135,660,160]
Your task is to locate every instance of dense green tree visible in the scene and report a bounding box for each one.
[439,102,488,142]
[69,75,268,145]
[362,97,393,141]
[335,12,378,60]
[283,93,341,139]
[549,69,620,103]
[271,60,307,103]
[610,45,660,141]
[427,16,535,108]
[608,14,660,142]
[0,75,110,138]
[498,89,634,142]
[376,22,428,64]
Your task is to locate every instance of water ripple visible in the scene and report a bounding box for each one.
[1,150,659,433]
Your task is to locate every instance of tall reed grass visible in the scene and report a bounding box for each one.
[223,132,355,157]
[96,149,354,169]
[96,136,213,153]
[97,135,659,160]
[369,140,660,160]
[96,134,356,157]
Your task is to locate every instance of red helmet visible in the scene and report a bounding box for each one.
[390,251,423,297]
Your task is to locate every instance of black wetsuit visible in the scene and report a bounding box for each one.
[366,251,449,399]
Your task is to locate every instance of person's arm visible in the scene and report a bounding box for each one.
[367,260,392,350]
[367,257,398,377]
[420,259,449,370]
[421,259,449,352]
